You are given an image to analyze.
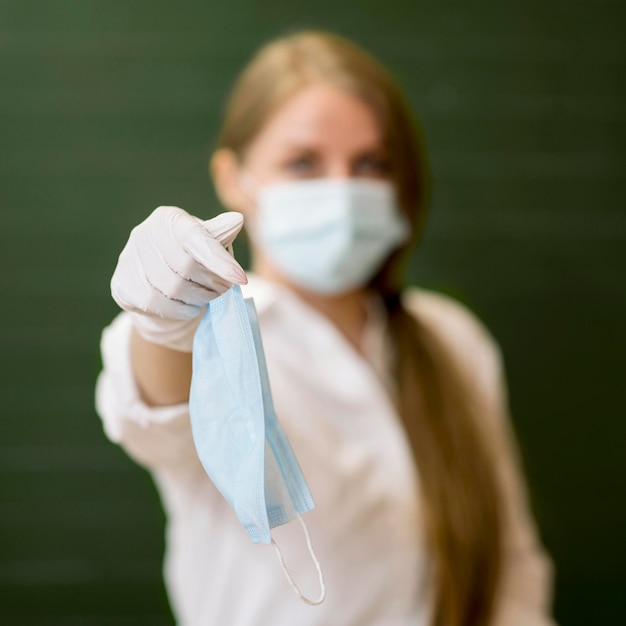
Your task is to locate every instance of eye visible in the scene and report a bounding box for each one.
[353,154,391,177]
[283,154,319,177]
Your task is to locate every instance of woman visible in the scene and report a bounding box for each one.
[96,30,555,626]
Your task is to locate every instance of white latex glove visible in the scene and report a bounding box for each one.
[110,206,247,351]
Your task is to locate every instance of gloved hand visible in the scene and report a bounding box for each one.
[111,206,247,351]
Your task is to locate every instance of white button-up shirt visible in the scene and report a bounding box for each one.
[95,275,555,626]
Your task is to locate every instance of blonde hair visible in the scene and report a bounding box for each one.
[215,30,503,626]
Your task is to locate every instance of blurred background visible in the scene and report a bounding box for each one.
[1,1,624,624]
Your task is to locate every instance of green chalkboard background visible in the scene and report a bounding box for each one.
[1,1,624,624]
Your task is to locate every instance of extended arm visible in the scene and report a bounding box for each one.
[95,206,247,471]
[110,205,247,406]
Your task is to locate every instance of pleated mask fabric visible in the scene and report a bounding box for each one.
[189,284,316,543]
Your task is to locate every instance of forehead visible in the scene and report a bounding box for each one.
[247,83,385,154]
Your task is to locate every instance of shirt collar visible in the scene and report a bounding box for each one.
[241,272,395,395]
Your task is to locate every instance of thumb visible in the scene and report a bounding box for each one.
[180,211,247,285]
[203,211,245,247]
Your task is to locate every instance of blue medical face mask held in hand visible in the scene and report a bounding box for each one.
[189,284,325,605]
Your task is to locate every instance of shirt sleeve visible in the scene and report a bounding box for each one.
[483,341,556,626]
[403,289,556,625]
[95,312,201,478]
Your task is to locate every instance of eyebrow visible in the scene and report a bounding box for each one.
[280,142,389,156]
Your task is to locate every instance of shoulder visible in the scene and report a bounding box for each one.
[401,286,505,394]
[402,287,497,347]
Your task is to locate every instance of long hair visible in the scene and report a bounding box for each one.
[214,30,503,626]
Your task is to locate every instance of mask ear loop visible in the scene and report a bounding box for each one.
[271,514,326,606]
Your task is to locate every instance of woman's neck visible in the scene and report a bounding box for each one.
[294,285,370,353]
[252,260,370,353]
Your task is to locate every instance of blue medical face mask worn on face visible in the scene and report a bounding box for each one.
[189,284,325,605]
[246,177,410,295]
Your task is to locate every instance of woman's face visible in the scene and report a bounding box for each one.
[213,82,391,215]
[211,82,402,292]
